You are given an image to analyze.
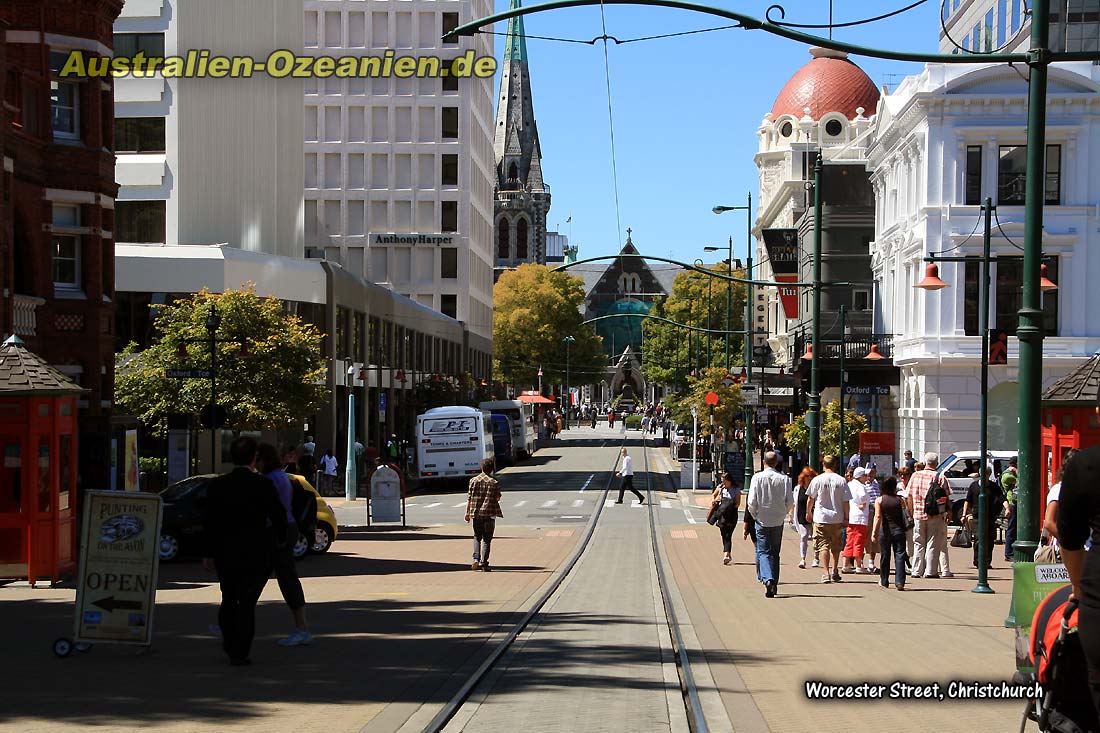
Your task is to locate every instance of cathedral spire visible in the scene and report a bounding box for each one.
[504,0,528,62]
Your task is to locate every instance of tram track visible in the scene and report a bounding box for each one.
[422,434,708,733]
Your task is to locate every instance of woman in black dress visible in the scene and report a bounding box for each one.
[870,476,908,591]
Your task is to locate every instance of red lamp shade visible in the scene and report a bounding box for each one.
[801,341,813,361]
[914,263,948,291]
[1040,263,1058,292]
[864,343,886,360]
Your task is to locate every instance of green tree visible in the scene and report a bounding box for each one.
[782,400,870,460]
[666,367,743,437]
[492,264,604,388]
[641,264,747,391]
[115,286,327,433]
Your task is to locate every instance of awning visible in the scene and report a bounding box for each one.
[517,393,556,404]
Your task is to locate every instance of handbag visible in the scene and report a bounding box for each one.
[951,525,972,548]
[706,500,721,526]
[899,501,915,531]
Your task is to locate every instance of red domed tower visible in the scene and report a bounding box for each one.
[771,47,881,122]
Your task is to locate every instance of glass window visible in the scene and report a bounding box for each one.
[37,438,50,514]
[1011,0,1021,33]
[441,294,457,319]
[985,10,995,50]
[442,12,460,44]
[964,258,980,335]
[998,145,1061,205]
[442,74,458,93]
[965,146,982,205]
[113,33,166,59]
[497,217,509,259]
[998,0,1008,47]
[441,247,458,279]
[115,201,167,243]
[50,80,78,138]
[441,200,457,232]
[995,257,1059,335]
[52,204,81,289]
[972,23,982,50]
[441,107,458,138]
[516,219,528,259]
[115,117,166,153]
[441,154,458,185]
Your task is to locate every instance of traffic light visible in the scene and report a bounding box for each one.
[988,329,1008,365]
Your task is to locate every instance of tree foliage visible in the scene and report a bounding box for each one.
[115,287,327,433]
[492,264,605,387]
[666,367,743,437]
[641,264,747,391]
[782,400,870,459]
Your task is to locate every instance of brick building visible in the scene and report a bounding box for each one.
[1,0,124,489]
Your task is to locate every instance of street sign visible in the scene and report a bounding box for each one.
[762,386,795,397]
[74,491,163,646]
[378,391,388,415]
[724,451,746,489]
[740,384,760,405]
[704,391,719,406]
[843,385,891,396]
[165,368,212,379]
[756,407,770,422]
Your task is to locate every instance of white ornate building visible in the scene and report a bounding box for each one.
[866,61,1100,457]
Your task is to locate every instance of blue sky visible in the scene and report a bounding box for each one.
[491,0,942,265]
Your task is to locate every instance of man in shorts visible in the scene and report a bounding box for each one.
[805,454,852,583]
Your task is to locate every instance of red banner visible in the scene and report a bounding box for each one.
[776,274,799,319]
[859,432,896,454]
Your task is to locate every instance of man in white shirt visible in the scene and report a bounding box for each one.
[747,451,793,598]
[842,467,871,574]
[615,447,645,505]
[805,455,852,583]
[318,449,338,495]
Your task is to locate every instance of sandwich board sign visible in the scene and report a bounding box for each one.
[73,491,163,646]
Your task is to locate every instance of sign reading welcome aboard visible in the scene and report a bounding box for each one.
[372,233,456,246]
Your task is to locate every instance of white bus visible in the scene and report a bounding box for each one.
[479,400,537,459]
[417,406,494,481]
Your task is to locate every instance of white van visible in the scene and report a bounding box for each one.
[417,406,494,481]
[479,400,537,459]
[935,450,1017,522]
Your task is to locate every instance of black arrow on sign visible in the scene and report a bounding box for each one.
[92,596,143,613]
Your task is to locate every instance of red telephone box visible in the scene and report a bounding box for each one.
[1041,353,1100,510]
[0,335,81,586]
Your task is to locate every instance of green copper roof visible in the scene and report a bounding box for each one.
[504,0,528,62]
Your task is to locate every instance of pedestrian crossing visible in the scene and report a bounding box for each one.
[401,497,683,512]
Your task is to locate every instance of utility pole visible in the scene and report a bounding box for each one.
[808,156,823,471]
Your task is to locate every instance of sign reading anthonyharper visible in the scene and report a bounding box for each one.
[761,228,800,319]
[372,233,456,246]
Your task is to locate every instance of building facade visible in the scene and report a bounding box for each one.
[940,0,1098,55]
[302,0,496,346]
[866,61,1100,457]
[1,0,125,489]
[492,0,551,275]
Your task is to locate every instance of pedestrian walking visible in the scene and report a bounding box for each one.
[201,436,287,666]
[902,450,916,471]
[789,466,817,569]
[711,473,740,565]
[318,449,338,495]
[864,466,881,572]
[465,458,502,571]
[1002,456,1019,561]
[615,447,645,505]
[805,454,852,583]
[590,410,598,429]
[896,465,915,570]
[608,410,616,429]
[257,443,311,647]
[297,435,316,478]
[909,452,952,579]
[747,451,793,598]
[870,476,908,591]
[842,467,871,574]
[962,468,1002,570]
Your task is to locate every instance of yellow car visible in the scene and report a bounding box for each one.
[288,473,338,558]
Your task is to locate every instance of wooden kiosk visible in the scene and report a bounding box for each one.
[0,335,82,585]
[1040,351,1100,507]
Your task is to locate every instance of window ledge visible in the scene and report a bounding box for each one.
[53,289,87,300]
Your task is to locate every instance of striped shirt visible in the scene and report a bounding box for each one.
[865,479,881,503]
[908,469,939,521]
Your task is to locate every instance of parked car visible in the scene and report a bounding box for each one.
[935,450,1017,524]
[158,473,338,562]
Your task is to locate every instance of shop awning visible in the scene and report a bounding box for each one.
[517,392,556,404]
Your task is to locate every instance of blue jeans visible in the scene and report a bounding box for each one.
[755,523,784,585]
[879,530,907,587]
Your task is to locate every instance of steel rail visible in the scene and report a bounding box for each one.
[642,435,709,732]
[422,437,628,733]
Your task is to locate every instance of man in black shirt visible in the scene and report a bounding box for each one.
[962,469,1002,570]
[202,436,287,666]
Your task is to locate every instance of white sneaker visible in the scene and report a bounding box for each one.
[278,630,313,647]
[798,560,806,569]
[811,559,820,568]
[941,571,955,579]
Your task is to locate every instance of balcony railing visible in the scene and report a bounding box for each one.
[12,294,45,337]
[790,330,894,367]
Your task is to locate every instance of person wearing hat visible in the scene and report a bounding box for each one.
[842,467,872,573]
[1002,456,1019,561]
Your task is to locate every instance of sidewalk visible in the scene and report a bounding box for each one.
[663,516,1021,731]
[1,524,579,732]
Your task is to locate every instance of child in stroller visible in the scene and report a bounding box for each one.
[1018,584,1100,733]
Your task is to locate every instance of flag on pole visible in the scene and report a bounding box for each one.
[566,216,572,223]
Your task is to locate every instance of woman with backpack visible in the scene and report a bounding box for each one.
[710,473,741,565]
[258,443,312,647]
[871,477,910,591]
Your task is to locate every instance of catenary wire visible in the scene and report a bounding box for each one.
[598,0,624,250]
[766,0,930,29]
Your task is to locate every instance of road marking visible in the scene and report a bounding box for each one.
[661,500,672,509]
[571,499,584,508]
[605,499,615,507]
[578,474,595,493]
[540,500,558,508]
[425,502,442,508]
[559,515,584,519]
[684,509,697,524]
[514,500,527,508]
[452,502,466,508]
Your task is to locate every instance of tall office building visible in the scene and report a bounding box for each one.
[940,0,1100,55]
[303,1,496,343]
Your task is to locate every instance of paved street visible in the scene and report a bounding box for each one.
[0,427,1028,732]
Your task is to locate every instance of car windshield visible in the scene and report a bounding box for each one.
[160,476,207,501]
